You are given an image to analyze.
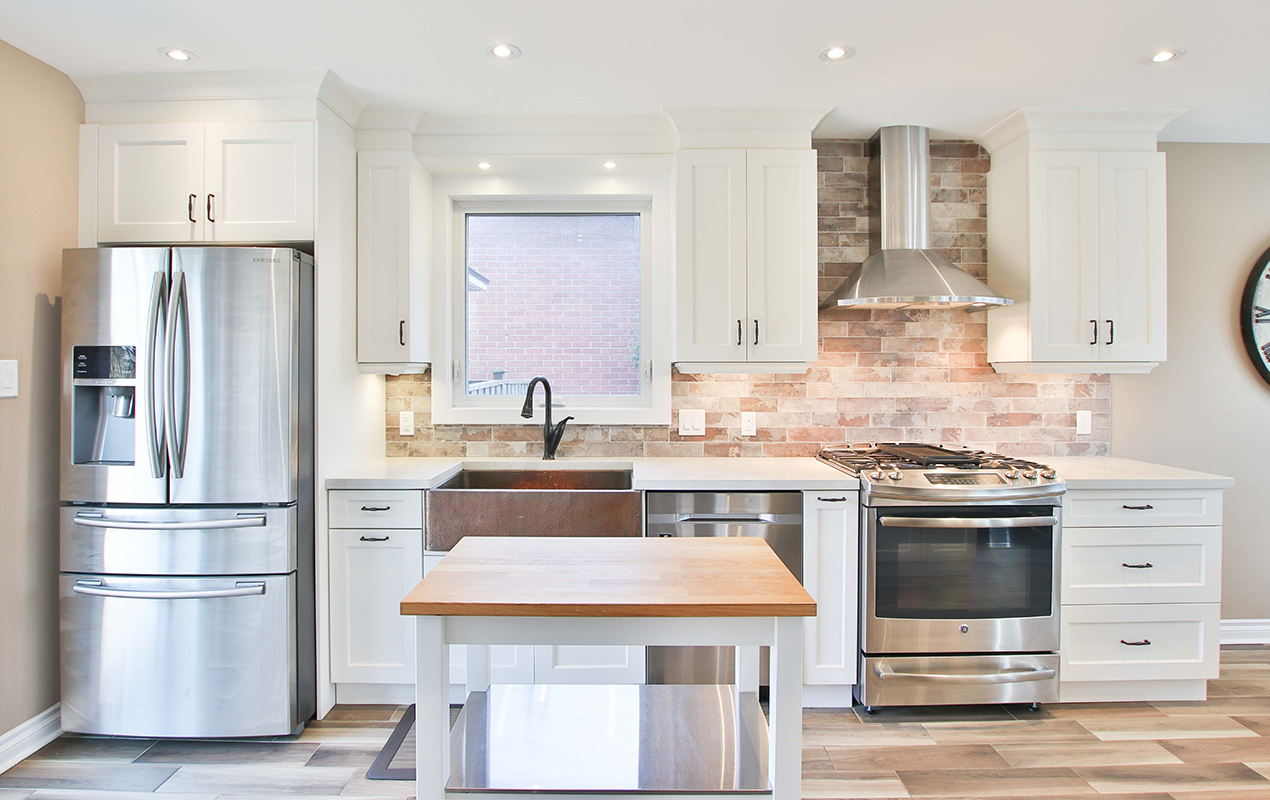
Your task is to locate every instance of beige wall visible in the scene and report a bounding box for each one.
[1112,142,1270,621]
[0,40,83,733]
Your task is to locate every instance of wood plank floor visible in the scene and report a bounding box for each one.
[6,646,1270,798]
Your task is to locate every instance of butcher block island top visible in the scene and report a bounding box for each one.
[400,536,815,618]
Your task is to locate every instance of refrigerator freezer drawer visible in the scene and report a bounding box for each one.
[60,573,298,737]
[60,505,296,575]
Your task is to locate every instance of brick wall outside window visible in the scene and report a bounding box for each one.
[386,140,1111,458]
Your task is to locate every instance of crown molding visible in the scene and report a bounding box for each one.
[977,108,1189,154]
[662,107,832,149]
[358,106,427,133]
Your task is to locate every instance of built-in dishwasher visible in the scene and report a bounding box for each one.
[644,491,803,685]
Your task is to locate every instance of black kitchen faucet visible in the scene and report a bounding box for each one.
[520,376,574,460]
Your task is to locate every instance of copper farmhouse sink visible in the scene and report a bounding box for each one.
[425,470,641,551]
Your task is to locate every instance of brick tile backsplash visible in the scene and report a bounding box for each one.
[385,140,1110,459]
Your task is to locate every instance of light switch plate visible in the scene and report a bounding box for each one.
[740,411,757,437]
[1076,410,1092,436]
[0,360,16,398]
[678,409,705,437]
[399,410,415,436]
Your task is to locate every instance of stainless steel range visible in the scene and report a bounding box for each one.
[818,443,1065,710]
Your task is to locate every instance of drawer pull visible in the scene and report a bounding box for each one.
[1123,504,1155,510]
[1122,562,1154,569]
[1120,639,1152,646]
[359,535,390,542]
[360,506,391,512]
[817,496,848,503]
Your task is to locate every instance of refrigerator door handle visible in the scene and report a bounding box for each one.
[72,579,266,600]
[145,271,168,479]
[72,512,267,530]
[165,271,190,479]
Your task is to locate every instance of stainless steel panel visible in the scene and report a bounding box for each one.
[862,506,1060,655]
[856,654,1060,708]
[60,248,169,504]
[59,572,298,737]
[169,248,300,504]
[60,505,296,576]
[645,492,802,686]
[448,684,769,793]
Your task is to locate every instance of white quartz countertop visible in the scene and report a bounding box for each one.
[325,455,1233,492]
[325,457,859,491]
[1048,457,1234,490]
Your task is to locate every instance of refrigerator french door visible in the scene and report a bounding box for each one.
[59,247,315,738]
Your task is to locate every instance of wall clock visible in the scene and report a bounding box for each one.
[1241,245,1270,386]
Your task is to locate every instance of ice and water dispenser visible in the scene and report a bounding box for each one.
[71,345,137,466]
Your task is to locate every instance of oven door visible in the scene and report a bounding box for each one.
[863,506,1060,654]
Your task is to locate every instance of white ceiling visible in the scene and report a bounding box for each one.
[1,0,1267,142]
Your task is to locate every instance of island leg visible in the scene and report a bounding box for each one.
[769,616,803,800]
[416,616,450,800]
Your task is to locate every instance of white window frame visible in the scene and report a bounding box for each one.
[431,173,672,426]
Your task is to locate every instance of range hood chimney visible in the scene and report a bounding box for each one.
[821,125,1012,310]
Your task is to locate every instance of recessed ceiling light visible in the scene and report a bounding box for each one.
[603,161,617,169]
[1142,48,1185,64]
[818,45,855,62]
[159,47,197,62]
[477,162,491,170]
[485,43,522,59]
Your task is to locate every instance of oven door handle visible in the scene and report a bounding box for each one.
[877,515,1058,529]
[874,662,1056,684]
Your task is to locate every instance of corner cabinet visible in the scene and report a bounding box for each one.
[986,150,1167,373]
[802,491,859,700]
[91,121,315,244]
[356,150,430,374]
[674,149,818,373]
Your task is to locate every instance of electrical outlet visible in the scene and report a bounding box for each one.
[1076,410,1092,436]
[740,411,757,437]
[678,409,705,437]
[0,360,15,398]
[399,410,415,436]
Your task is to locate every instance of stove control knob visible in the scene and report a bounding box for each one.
[1022,469,1037,479]
[869,470,884,480]
[1041,468,1056,480]
[888,470,903,481]
[1004,469,1019,480]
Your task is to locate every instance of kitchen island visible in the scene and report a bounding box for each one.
[401,536,816,799]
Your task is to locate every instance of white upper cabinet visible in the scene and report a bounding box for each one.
[97,123,205,243]
[93,121,314,244]
[356,150,430,372]
[204,122,315,242]
[986,142,1167,372]
[675,148,817,371]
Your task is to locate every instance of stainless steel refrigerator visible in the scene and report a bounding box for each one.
[58,247,315,738]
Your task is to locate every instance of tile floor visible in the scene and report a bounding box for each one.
[7,646,1270,798]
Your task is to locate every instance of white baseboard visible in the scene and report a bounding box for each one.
[0,703,61,774]
[1222,619,1270,645]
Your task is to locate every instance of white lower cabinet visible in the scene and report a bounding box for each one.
[329,529,423,684]
[533,645,646,685]
[1061,603,1220,683]
[801,492,859,686]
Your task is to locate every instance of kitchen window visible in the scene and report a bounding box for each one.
[438,195,668,425]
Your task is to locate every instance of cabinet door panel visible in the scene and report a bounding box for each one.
[1061,603,1219,683]
[1062,526,1221,605]
[357,151,413,364]
[329,529,421,684]
[205,122,314,242]
[97,123,204,243]
[1099,152,1167,362]
[675,150,748,363]
[1027,152,1101,361]
[802,492,859,685]
[746,150,818,363]
[533,645,645,684]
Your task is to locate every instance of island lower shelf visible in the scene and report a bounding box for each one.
[448,684,771,794]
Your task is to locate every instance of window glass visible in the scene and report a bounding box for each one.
[464,213,642,397]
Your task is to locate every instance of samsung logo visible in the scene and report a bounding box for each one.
[253,257,282,263]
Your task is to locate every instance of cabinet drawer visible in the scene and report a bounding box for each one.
[1062,526,1221,605]
[329,490,423,529]
[1063,489,1222,528]
[1060,603,1219,683]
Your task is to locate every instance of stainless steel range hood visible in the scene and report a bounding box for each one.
[821,125,1012,310]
